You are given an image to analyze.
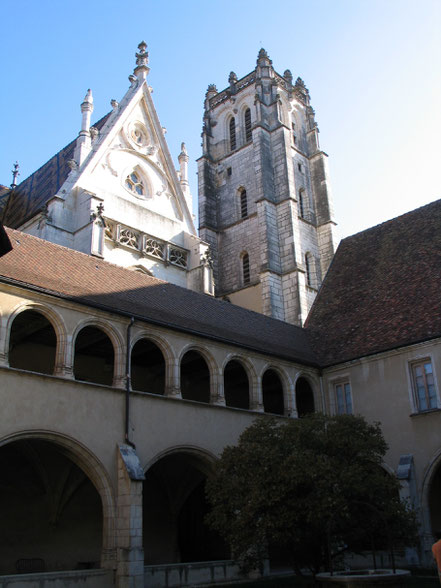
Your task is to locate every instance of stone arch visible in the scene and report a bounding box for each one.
[0,430,115,571]
[179,345,216,404]
[6,302,67,375]
[142,446,228,565]
[72,319,124,387]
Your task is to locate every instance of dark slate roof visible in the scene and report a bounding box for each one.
[0,228,318,366]
[306,199,441,366]
[2,113,111,229]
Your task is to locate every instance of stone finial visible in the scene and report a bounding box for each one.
[228,71,238,84]
[10,161,20,188]
[295,77,306,88]
[257,48,272,66]
[80,89,94,133]
[89,126,98,140]
[82,88,93,107]
[206,84,218,97]
[110,99,119,110]
[283,69,293,85]
[134,40,150,81]
[178,142,188,160]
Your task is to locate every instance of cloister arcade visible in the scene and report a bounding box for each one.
[2,304,320,418]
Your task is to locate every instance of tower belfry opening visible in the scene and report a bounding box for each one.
[198,49,336,325]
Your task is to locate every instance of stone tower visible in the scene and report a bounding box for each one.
[198,49,336,325]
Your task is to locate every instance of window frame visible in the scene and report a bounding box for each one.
[334,381,353,415]
[410,358,438,412]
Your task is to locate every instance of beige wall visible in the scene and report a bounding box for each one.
[322,339,441,564]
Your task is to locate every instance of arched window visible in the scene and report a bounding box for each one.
[125,171,145,197]
[242,253,250,285]
[239,188,248,218]
[244,108,252,143]
[229,117,236,151]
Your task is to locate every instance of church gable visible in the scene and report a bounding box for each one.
[86,92,186,226]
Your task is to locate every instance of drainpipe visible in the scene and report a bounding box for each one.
[319,371,326,413]
[125,317,135,447]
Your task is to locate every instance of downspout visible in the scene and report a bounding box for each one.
[125,317,135,447]
[319,371,326,413]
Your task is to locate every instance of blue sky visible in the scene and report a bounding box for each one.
[0,0,439,241]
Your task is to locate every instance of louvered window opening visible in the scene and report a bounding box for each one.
[245,109,252,142]
[240,190,248,218]
[243,253,250,285]
[229,118,236,151]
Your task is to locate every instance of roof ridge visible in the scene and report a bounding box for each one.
[340,198,441,243]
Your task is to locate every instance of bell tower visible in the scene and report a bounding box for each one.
[197,49,336,326]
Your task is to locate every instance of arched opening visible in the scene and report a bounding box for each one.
[74,326,114,386]
[262,369,284,415]
[181,350,210,403]
[224,360,249,409]
[143,452,229,564]
[429,460,441,535]
[9,309,57,375]
[131,338,165,394]
[0,439,102,574]
[296,377,315,416]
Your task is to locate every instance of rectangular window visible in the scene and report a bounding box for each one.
[411,360,437,411]
[334,382,353,415]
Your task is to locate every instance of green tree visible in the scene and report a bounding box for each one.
[206,414,417,574]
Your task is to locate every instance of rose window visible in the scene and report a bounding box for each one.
[131,128,145,146]
[125,172,145,197]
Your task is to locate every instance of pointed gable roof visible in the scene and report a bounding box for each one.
[306,199,441,366]
[0,228,317,366]
[1,113,111,229]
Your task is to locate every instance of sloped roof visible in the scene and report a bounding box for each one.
[0,228,318,366]
[2,113,111,229]
[306,199,441,366]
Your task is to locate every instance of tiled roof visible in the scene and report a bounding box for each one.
[2,113,111,229]
[0,228,318,366]
[306,199,441,366]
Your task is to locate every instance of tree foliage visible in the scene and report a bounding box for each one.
[206,414,417,574]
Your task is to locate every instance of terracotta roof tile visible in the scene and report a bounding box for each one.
[0,228,318,366]
[306,199,441,366]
